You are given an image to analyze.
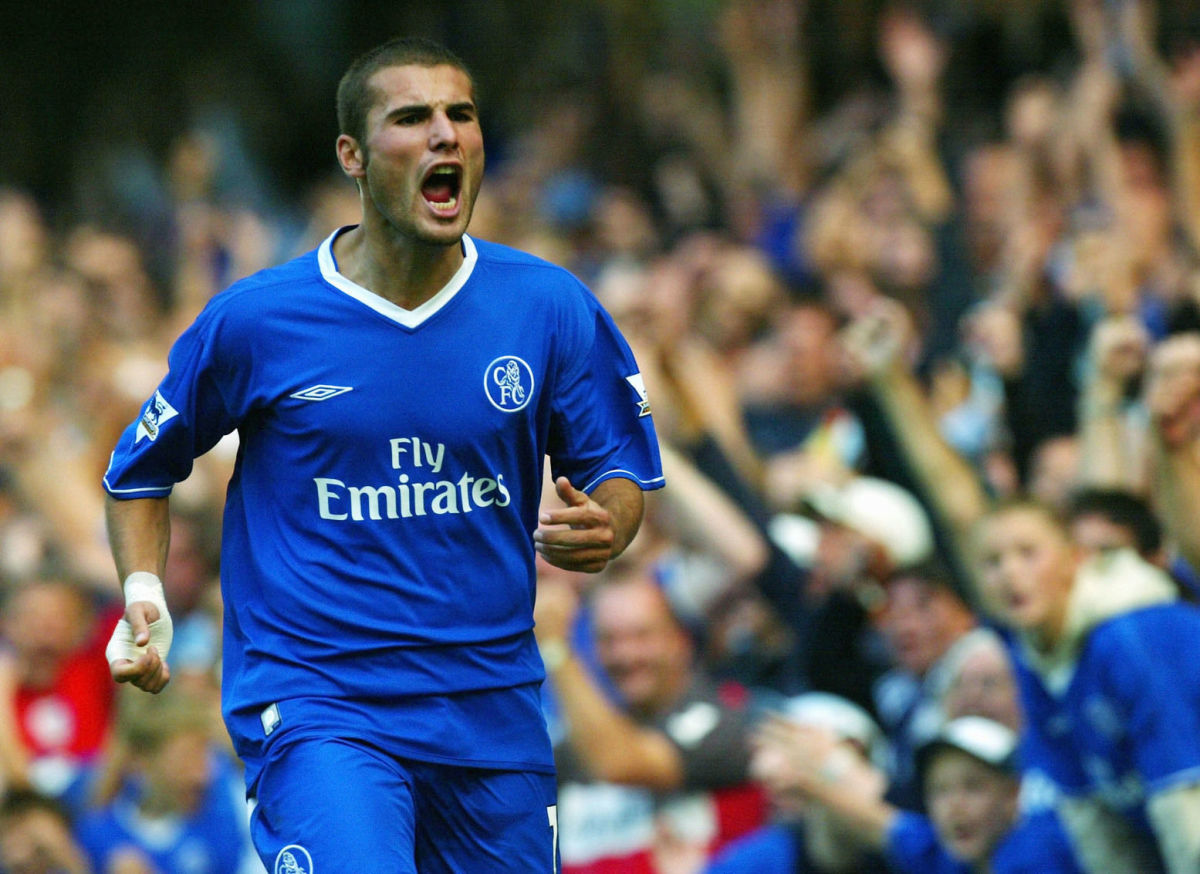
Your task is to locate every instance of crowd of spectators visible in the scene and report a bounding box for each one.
[4,0,1200,871]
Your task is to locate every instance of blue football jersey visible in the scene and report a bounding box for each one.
[887,810,1081,874]
[104,230,664,784]
[1006,603,1200,847]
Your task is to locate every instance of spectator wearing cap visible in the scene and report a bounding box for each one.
[698,692,889,873]
[767,475,937,591]
[870,560,976,811]
[754,714,1082,874]
[936,627,1083,873]
[767,475,946,738]
[896,716,1082,873]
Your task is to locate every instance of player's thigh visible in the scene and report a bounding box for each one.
[413,765,558,874]
[250,735,417,874]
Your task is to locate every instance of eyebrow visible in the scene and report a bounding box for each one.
[383,101,477,120]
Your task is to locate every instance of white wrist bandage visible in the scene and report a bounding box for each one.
[105,572,174,665]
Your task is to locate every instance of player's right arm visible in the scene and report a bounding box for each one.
[104,495,173,693]
[101,295,248,694]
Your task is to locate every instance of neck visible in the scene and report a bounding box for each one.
[640,670,692,721]
[972,856,995,874]
[138,786,182,818]
[1027,592,1071,653]
[333,221,464,310]
[19,657,59,691]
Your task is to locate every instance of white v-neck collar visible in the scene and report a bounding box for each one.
[317,227,477,329]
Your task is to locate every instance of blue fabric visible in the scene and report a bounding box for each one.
[1007,603,1200,847]
[703,823,800,873]
[248,734,558,873]
[887,812,969,874]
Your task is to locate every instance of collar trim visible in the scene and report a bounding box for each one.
[317,227,477,328]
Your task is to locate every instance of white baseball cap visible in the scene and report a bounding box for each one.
[769,476,934,569]
[783,691,888,769]
[916,716,1018,777]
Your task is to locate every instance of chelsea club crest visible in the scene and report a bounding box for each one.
[484,356,535,412]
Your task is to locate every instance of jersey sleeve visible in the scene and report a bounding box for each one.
[1103,610,1200,795]
[547,298,664,494]
[103,299,247,498]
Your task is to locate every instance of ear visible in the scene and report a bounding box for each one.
[336,134,366,179]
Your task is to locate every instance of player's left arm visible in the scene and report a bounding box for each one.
[534,476,644,573]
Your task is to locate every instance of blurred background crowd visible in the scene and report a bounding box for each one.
[5,0,1200,871]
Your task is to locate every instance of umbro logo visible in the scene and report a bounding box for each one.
[291,385,353,402]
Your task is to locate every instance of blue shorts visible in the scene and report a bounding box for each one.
[249,734,559,873]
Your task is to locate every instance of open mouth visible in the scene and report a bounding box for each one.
[422,165,462,213]
[1005,591,1032,615]
[948,821,980,851]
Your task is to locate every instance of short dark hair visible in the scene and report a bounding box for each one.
[884,558,964,599]
[1067,487,1162,557]
[0,789,73,827]
[336,37,474,146]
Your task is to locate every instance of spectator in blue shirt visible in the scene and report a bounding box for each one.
[74,686,260,874]
[753,713,1081,874]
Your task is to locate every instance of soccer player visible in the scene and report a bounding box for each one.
[101,36,664,873]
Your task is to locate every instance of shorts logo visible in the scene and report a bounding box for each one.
[484,356,534,412]
[275,845,313,874]
[135,391,178,443]
[290,385,353,402]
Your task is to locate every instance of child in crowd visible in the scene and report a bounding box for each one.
[975,500,1200,873]
[753,712,1080,873]
[74,686,261,874]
